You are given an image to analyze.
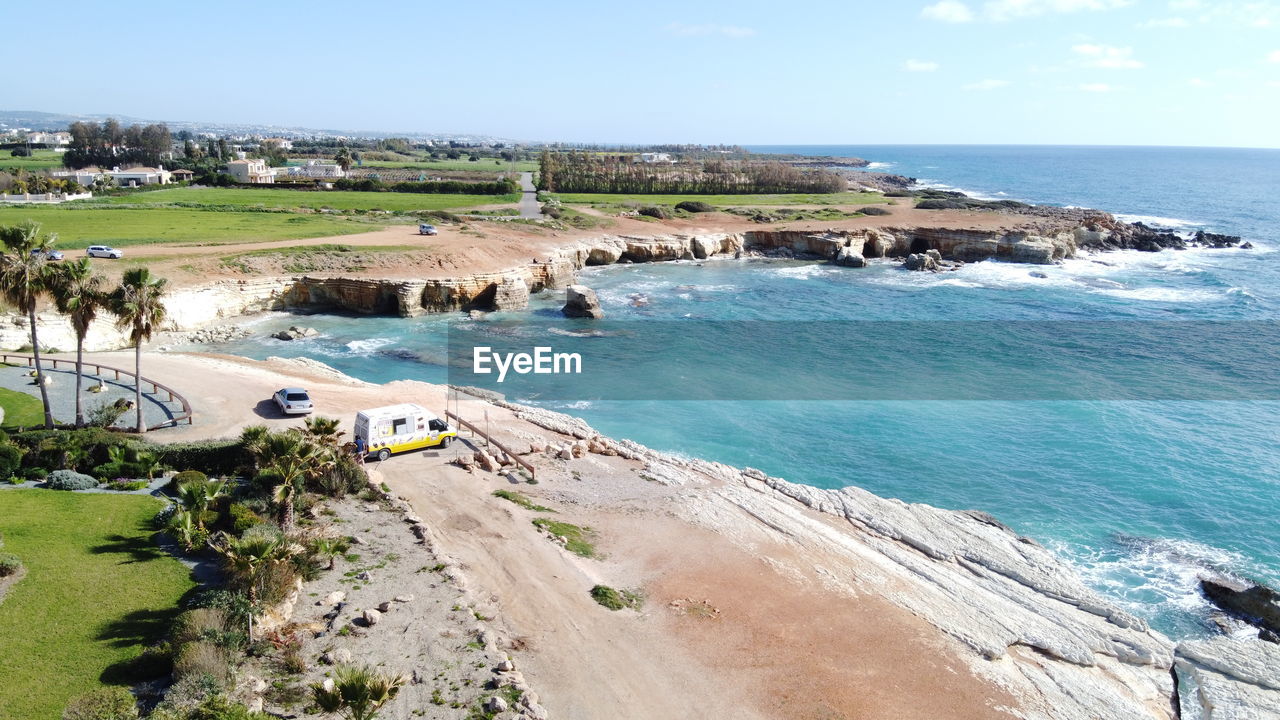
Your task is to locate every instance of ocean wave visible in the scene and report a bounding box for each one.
[1092,286,1224,303]
[769,264,839,279]
[1114,213,1203,229]
[1057,535,1250,624]
[345,338,397,354]
[866,161,894,169]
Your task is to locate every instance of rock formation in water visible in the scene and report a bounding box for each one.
[561,285,604,319]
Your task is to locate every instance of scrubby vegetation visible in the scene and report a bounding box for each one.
[539,151,846,195]
[492,489,554,513]
[45,468,98,490]
[532,518,597,558]
[590,584,644,611]
[912,189,1030,211]
[674,200,715,213]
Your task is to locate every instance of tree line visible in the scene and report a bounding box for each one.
[537,151,846,194]
[0,222,167,433]
[62,119,173,170]
[332,176,518,195]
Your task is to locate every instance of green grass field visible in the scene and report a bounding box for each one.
[0,149,65,171]
[0,386,48,429]
[88,186,518,213]
[549,191,888,207]
[0,491,195,720]
[0,206,373,249]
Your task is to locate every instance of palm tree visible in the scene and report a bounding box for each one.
[257,430,323,533]
[334,147,353,172]
[176,478,228,530]
[302,416,345,449]
[109,268,167,433]
[211,531,287,639]
[47,258,106,427]
[0,221,57,428]
[312,665,406,720]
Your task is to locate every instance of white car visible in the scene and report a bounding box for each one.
[86,245,124,259]
[273,387,314,415]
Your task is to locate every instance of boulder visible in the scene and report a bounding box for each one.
[322,591,345,606]
[483,696,508,713]
[321,648,353,665]
[904,253,939,272]
[1201,577,1280,634]
[496,658,515,672]
[377,601,392,613]
[834,246,867,268]
[362,608,381,626]
[271,326,319,341]
[562,285,604,319]
[492,276,530,311]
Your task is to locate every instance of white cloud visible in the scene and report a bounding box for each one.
[963,78,1011,90]
[922,1,975,22]
[1079,82,1113,92]
[1169,0,1202,9]
[1072,44,1145,68]
[1188,77,1210,87]
[904,59,941,72]
[1268,49,1280,62]
[664,22,756,38]
[1139,16,1191,27]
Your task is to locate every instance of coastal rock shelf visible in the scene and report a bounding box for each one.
[467,390,1278,720]
[0,214,1245,353]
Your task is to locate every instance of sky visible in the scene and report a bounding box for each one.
[4,0,1279,147]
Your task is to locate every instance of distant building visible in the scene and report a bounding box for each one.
[51,168,103,186]
[225,158,276,184]
[109,166,172,186]
[170,168,196,183]
[26,131,71,147]
[635,152,675,164]
[279,159,345,178]
[260,137,294,150]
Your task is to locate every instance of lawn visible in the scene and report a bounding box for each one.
[549,191,888,207]
[87,186,519,213]
[0,149,65,171]
[0,491,196,720]
[0,206,373,249]
[0,386,48,429]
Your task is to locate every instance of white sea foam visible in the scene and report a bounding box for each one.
[1114,213,1203,229]
[345,337,396,354]
[866,162,894,170]
[1093,286,1223,303]
[769,264,838,279]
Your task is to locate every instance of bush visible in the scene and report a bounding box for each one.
[87,400,130,429]
[916,199,967,210]
[173,641,233,687]
[227,503,264,534]
[172,608,229,646]
[155,441,246,477]
[46,469,99,490]
[0,444,21,478]
[174,470,209,485]
[675,200,715,213]
[540,204,563,219]
[0,551,22,577]
[22,466,48,481]
[61,687,139,720]
[860,206,891,216]
[638,206,668,220]
[105,479,149,491]
[589,584,644,611]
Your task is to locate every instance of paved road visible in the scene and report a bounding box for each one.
[517,171,540,219]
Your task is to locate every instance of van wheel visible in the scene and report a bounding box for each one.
[438,436,452,449]
[376,448,390,462]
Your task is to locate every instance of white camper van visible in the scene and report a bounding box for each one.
[354,403,457,461]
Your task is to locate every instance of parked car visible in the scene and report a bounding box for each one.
[31,249,64,261]
[418,223,438,236]
[273,387,314,415]
[86,245,123,259]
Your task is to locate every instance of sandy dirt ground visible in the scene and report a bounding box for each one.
[79,350,1022,720]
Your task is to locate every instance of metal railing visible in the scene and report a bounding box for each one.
[445,410,536,481]
[0,353,193,431]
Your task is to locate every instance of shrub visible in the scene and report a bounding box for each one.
[173,640,233,687]
[155,441,247,477]
[227,503,264,534]
[87,400,130,428]
[0,552,22,577]
[21,466,48,481]
[589,584,644,611]
[638,206,668,219]
[884,189,914,197]
[674,200,715,213]
[540,204,563,219]
[860,206,891,216]
[0,444,21,478]
[61,686,139,720]
[172,609,229,646]
[916,199,967,210]
[105,479,149,491]
[174,470,209,485]
[46,469,99,490]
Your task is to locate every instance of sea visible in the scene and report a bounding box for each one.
[203,145,1280,641]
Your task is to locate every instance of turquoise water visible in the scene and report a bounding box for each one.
[207,146,1280,639]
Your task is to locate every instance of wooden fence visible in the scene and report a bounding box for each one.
[445,410,536,481]
[0,353,193,431]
